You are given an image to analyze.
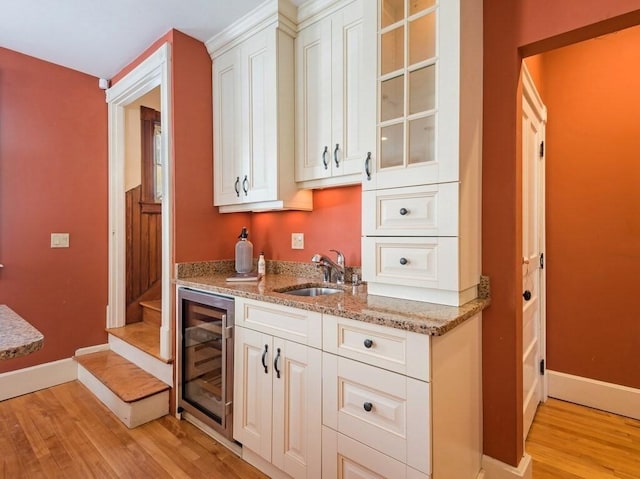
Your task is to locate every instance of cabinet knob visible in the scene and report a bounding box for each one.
[322,146,329,170]
[363,338,373,349]
[523,290,532,301]
[399,257,408,265]
[363,402,373,412]
[399,207,408,216]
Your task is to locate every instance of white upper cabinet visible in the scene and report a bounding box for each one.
[209,0,313,213]
[295,0,376,189]
[361,0,482,306]
[363,0,482,191]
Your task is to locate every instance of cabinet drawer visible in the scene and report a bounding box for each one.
[323,354,430,474]
[322,427,430,479]
[323,315,429,381]
[362,183,458,236]
[362,236,458,290]
[235,298,322,349]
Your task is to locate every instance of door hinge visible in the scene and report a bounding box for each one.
[539,253,544,269]
[539,359,545,375]
[539,141,545,158]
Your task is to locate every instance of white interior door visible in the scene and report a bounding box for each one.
[521,62,547,440]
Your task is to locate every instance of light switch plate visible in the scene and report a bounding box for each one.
[51,233,70,248]
[291,233,304,250]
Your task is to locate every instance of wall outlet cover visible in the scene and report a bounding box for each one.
[291,233,304,250]
[51,233,70,248]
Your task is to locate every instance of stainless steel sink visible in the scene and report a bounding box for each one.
[280,286,343,297]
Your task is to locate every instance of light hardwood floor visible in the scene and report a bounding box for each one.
[0,381,267,479]
[527,398,640,479]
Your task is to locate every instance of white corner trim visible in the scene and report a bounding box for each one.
[0,358,78,401]
[482,454,532,479]
[547,370,640,420]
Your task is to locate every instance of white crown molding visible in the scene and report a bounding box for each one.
[206,0,297,58]
[296,0,345,29]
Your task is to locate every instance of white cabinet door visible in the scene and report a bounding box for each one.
[240,28,277,203]
[295,0,375,188]
[272,339,322,479]
[233,326,273,461]
[295,16,332,183]
[213,46,242,206]
[332,0,375,179]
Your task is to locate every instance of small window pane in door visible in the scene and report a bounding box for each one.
[381,75,404,122]
[381,26,405,75]
[409,65,435,114]
[409,13,436,66]
[380,123,404,168]
[408,116,435,164]
[382,0,405,28]
[410,0,436,16]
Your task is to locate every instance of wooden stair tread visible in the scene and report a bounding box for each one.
[139,299,162,313]
[75,351,169,403]
[107,322,171,363]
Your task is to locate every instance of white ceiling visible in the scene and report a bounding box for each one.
[0,0,304,80]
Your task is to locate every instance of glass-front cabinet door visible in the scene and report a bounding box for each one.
[366,0,458,190]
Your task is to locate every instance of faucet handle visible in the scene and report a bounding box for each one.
[330,249,345,266]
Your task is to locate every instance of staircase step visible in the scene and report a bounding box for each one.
[140,299,162,326]
[107,322,170,363]
[75,350,170,428]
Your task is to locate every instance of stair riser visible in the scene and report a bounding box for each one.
[77,364,169,428]
[108,334,173,385]
[142,307,162,326]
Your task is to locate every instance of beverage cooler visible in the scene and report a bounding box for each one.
[177,287,234,440]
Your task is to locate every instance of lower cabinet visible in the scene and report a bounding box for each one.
[233,298,482,479]
[234,325,322,479]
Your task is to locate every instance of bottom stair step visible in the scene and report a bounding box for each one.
[75,350,170,428]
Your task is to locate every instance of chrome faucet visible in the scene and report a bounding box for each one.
[311,249,345,284]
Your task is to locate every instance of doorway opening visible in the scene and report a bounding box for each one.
[107,44,173,362]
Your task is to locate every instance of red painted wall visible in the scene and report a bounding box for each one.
[535,26,640,389]
[483,0,640,466]
[250,186,362,266]
[0,48,108,374]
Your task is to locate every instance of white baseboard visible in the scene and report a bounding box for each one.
[108,334,173,386]
[547,370,640,420]
[0,358,77,401]
[482,454,532,479]
[75,343,110,356]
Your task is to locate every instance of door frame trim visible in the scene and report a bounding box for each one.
[521,62,548,411]
[106,43,173,361]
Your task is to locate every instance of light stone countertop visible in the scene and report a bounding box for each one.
[176,273,490,336]
[0,305,44,360]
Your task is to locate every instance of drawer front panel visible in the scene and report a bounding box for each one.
[323,354,430,473]
[362,183,457,236]
[362,236,458,290]
[235,298,322,348]
[323,315,430,381]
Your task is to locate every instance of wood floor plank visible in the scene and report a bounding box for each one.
[0,381,266,479]
[528,398,640,479]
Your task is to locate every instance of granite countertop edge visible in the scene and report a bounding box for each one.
[175,274,490,336]
[0,305,45,360]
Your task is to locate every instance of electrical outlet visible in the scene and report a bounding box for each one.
[51,233,70,248]
[291,233,304,250]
